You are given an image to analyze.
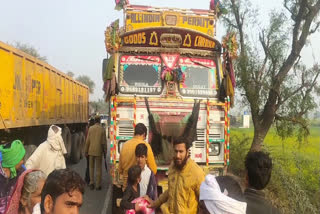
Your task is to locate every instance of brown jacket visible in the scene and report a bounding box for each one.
[85,123,107,156]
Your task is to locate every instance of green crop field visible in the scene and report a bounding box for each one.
[229,126,320,213]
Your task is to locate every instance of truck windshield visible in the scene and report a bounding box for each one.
[118,55,162,94]
[179,57,218,97]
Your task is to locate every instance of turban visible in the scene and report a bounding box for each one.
[0,140,26,178]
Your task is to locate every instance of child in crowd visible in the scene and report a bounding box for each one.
[120,165,142,213]
[135,143,157,200]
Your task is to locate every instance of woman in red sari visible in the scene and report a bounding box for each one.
[5,170,46,214]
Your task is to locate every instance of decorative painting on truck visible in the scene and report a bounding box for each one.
[120,27,221,52]
[118,55,163,95]
[179,57,218,97]
[125,10,215,36]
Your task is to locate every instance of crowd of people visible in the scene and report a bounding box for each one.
[0,118,280,214]
[117,123,280,214]
[0,134,85,214]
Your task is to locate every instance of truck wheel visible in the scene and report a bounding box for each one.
[79,132,85,159]
[62,127,72,158]
[71,133,81,164]
[24,145,37,162]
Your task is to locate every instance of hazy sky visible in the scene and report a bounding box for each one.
[1,0,319,101]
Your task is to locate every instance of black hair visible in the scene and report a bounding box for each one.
[173,136,192,150]
[216,175,245,202]
[89,118,95,126]
[95,116,101,123]
[127,165,142,186]
[40,169,85,212]
[135,143,148,157]
[3,141,12,149]
[134,123,147,136]
[245,151,272,190]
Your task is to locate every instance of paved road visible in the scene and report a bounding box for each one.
[67,149,112,214]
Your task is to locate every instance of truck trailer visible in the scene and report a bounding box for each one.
[0,41,89,163]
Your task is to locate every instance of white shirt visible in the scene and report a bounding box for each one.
[32,203,41,214]
[140,165,151,197]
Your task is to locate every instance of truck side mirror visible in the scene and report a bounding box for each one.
[102,58,109,80]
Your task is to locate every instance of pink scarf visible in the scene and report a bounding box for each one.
[5,169,36,214]
[125,197,155,214]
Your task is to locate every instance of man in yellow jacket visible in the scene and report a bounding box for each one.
[149,136,205,214]
[118,123,157,189]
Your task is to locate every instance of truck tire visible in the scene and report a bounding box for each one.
[24,145,37,162]
[79,132,85,159]
[62,127,72,158]
[71,133,81,164]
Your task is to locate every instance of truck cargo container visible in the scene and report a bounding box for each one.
[0,41,89,163]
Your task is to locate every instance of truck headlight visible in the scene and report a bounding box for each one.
[209,143,220,156]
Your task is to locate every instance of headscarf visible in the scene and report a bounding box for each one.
[199,174,247,214]
[47,125,67,154]
[0,140,26,178]
[4,169,36,214]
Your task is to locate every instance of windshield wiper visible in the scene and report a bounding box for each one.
[187,55,212,69]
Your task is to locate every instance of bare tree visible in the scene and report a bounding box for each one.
[76,75,95,94]
[13,42,47,62]
[222,0,320,151]
[66,71,75,78]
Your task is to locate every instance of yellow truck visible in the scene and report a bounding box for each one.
[0,41,89,163]
[103,3,236,209]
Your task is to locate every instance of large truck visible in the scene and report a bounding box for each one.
[0,41,89,163]
[103,3,235,198]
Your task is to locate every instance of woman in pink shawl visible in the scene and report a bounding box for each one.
[5,170,46,214]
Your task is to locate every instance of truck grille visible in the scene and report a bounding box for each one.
[195,129,205,148]
[210,133,221,138]
[194,129,222,148]
[118,126,134,137]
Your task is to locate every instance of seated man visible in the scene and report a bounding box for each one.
[39,168,85,214]
[244,151,279,214]
[135,143,157,200]
[198,174,247,214]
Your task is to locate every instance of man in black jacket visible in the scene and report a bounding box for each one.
[244,151,280,214]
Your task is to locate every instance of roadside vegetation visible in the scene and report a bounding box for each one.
[229,126,320,213]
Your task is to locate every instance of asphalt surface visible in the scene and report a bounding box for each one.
[67,147,112,214]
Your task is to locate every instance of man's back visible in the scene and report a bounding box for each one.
[86,124,106,156]
[244,152,279,214]
[245,188,280,214]
[25,142,66,176]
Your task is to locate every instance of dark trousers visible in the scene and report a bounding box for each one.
[85,156,90,184]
